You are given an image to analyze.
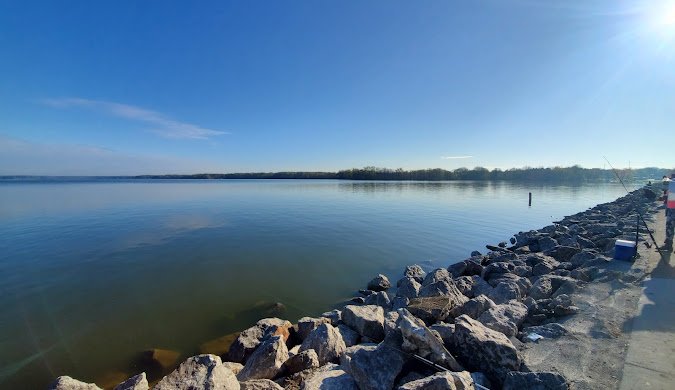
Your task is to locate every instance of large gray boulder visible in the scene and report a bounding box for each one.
[477,301,528,338]
[237,336,289,381]
[349,343,407,390]
[339,343,378,373]
[341,305,385,341]
[502,371,569,389]
[301,364,358,390]
[396,277,421,299]
[367,274,392,291]
[113,373,148,390]
[449,295,496,319]
[297,317,331,341]
[408,296,457,324]
[398,309,464,372]
[404,264,426,282]
[337,323,360,347]
[422,268,452,286]
[227,318,292,363]
[364,291,392,309]
[397,371,474,390]
[450,315,521,385]
[154,354,240,390]
[299,323,346,365]
[528,275,578,300]
[240,379,284,390]
[281,349,319,376]
[48,376,102,390]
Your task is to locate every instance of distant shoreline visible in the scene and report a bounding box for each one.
[0,166,671,182]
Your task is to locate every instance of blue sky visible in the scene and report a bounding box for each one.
[1,0,674,175]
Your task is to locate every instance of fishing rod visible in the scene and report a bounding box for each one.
[603,157,663,256]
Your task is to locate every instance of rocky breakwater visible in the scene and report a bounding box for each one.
[48,186,661,390]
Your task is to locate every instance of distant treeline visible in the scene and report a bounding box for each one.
[132,166,672,182]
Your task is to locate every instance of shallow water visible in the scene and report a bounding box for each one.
[0,179,629,388]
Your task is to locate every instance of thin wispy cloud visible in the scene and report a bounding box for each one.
[41,98,229,140]
[441,155,473,159]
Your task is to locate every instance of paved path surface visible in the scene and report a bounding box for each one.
[619,208,675,390]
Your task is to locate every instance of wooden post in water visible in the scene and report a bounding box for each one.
[528,192,532,206]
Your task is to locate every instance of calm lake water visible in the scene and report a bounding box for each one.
[0,179,629,388]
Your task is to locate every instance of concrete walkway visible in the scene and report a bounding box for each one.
[619,209,675,389]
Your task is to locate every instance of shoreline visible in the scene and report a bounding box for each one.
[49,184,666,390]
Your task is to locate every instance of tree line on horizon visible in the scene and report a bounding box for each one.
[131,166,671,182]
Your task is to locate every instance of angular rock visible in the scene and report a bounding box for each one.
[450,315,521,385]
[154,354,240,390]
[341,305,385,341]
[521,323,568,340]
[280,349,319,376]
[340,343,378,373]
[430,323,455,346]
[349,342,406,390]
[228,318,292,363]
[538,237,558,253]
[404,265,426,282]
[490,281,521,304]
[223,362,244,375]
[468,276,494,299]
[297,317,332,341]
[113,373,148,390]
[367,274,392,291]
[48,376,102,390]
[240,379,284,390]
[449,294,496,319]
[337,323,360,347]
[408,296,456,324]
[549,246,581,262]
[569,250,598,267]
[454,276,475,297]
[301,364,358,390]
[502,371,568,390]
[477,301,528,338]
[481,262,513,281]
[321,310,342,326]
[470,372,492,390]
[397,371,474,390]
[392,296,410,310]
[238,336,289,381]
[398,309,463,371]
[419,279,465,299]
[422,268,452,286]
[529,275,578,300]
[364,291,392,309]
[396,277,421,299]
[299,323,346,365]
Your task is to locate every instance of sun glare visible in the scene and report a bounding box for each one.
[653,1,675,30]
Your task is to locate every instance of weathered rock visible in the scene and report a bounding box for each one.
[408,296,456,324]
[529,275,578,300]
[392,296,410,310]
[223,362,245,375]
[430,323,455,346]
[48,376,102,390]
[419,279,468,301]
[321,310,342,326]
[398,309,464,371]
[341,305,385,341]
[502,371,569,390]
[397,371,474,390]
[537,237,558,253]
[477,301,528,338]
[228,318,292,363]
[339,343,378,373]
[490,281,521,304]
[113,373,148,390]
[481,262,513,282]
[404,265,426,282]
[301,364,358,390]
[396,277,421,299]
[468,276,494,298]
[154,354,240,390]
[337,324,360,347]
[240,379,284,390]
[364,291,392,309]
[297,317,332,341]
[449,295,496,319]
[454,276,475,297]
[281,349,319,376]
[238,336,289,381]
[349,343,406,390]
[549,246,581,262]
[299,323,346,365]
[569,250,599,267]
[367,274,392,292]
[450,315,521,385]
[422,268,452,286]
[470,372,492,390]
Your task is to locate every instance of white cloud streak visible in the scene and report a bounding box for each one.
[41,98,229,140]
[441,155,473,159]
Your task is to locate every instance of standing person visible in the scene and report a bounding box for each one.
[666,173,675,251]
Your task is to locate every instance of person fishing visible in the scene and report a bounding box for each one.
[665,173,675,251]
